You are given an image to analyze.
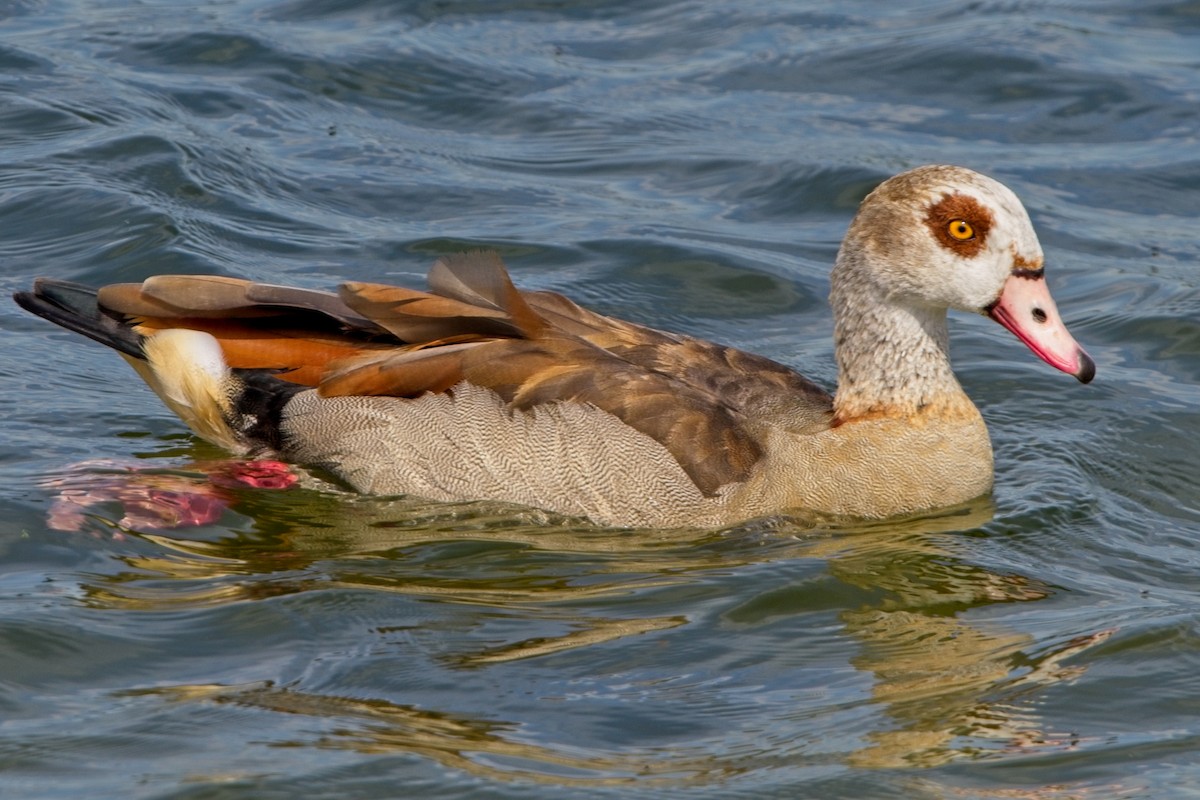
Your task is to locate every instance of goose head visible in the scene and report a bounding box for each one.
[832,164,1095,385]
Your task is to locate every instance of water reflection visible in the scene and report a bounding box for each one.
[48,456,1110,782]
[127,680,741,788]
[817,526,1046,767]
[756,521,1111,769]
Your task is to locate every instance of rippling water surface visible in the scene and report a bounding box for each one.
[2,1,1199,798]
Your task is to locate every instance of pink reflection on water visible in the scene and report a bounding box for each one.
[43,459,298,534]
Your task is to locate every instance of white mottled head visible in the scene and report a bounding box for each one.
[832,164,1093,383]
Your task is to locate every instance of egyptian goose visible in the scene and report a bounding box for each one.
[14,165,1094,528]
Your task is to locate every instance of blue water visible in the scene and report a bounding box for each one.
[2,1,1199,798]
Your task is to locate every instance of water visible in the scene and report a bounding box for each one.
[1,1,1199,797]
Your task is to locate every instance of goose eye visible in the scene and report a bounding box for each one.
[947,219,975,241]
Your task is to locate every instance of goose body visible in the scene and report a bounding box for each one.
[14,165,1094,528]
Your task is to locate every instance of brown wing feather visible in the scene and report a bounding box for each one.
[101,276,387,331]
[524,288,676,348]
[338,281,522,341]
[525,288,833,432]
[428,252,548,336]
[242,282,385,330]
[98,276,397,386]
[322,341,485,397]
[97,282,279,320]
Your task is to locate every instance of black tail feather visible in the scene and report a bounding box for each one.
[13,279,144,359]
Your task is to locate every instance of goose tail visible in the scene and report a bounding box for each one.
[14,280,300,454]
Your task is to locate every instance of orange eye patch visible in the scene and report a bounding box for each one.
[925,193,993,257]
